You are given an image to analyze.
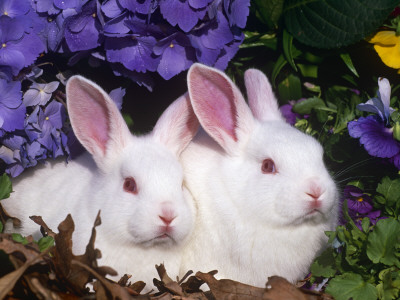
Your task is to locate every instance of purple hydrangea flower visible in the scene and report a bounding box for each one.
[339,185,382,230]
[36,101,66,150]
[0,0,31,17]
[154,32,195,80]
[23,81,60,107]
[64,0,103,52]
[0,16,46,75]
[105,20,160,72]
[0,79,26,132]
[223,0,250,28]
[118,0,156,15]
[159,0,208,32]
[348,77,400,169]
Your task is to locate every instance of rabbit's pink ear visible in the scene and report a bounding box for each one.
[187,63,254,155]
[152,93,199,156]
[66,76,131,165]
[244,69,284,122]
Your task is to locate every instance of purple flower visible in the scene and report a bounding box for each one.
[64,0,103,52]
[118,0,156,15]
[357,78,394,125]
[0,16,46,75]
[105,20,160,72]
[348,116,400,159]
[23,81,60,107]
[109,87,126,110]
[348,77,400,169]
[280,99,309,125]
[0,0,31,17]
[223,0,250,28]
[0,79,25,132]
[154,32,195,80]
[159,0,207,32]
[340,185,382,230]
[37,101,66,150]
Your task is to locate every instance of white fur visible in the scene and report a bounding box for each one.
[180,64,339,286]
[2,76,198,289]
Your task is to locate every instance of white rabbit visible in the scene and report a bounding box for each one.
[180,63,339,286]
[2,75,199,287]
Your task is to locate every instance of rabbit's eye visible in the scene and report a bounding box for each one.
[123,177,138,194]
[262,159,276,174]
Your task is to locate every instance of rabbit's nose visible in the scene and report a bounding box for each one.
[159,215,176,225]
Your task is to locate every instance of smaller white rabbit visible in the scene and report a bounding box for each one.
[180,63,339,286]
[2,75,199,287]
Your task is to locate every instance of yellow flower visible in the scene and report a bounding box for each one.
[368,30,400,73]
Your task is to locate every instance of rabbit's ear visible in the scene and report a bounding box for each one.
[152,93,199,156]
[187,63,254,155]
[244,69,285,122]
[66,75,131,167]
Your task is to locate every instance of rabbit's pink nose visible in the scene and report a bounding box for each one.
[159,215,176,226]
[306,190,322,209]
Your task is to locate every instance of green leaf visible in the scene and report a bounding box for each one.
[0,221,3,233]
[282,29,297,71]
[283,0,399,49]
[367,218,400,268]
[340,53,359,77]
[292,97,326,114]
[326,273,378,300]
[12,233,29,245]
[311,248,337,278]
[0,174,12,200]
[252,0,284,28]
[37,236,54,252]
[376,177,400,208]
[277,74,302,101]
[377,268,400,300]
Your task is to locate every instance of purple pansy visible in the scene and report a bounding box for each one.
[357,78,394,125]
[23,81,60,107]
[339,185,382,230]
[0,79,25,132]
[348,77,400,169]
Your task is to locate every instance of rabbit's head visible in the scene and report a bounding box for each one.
[66,76,198,247]
[187,64,338,228]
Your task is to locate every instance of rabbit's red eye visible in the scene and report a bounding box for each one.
[123,177,138,194]
[262,159,276,174]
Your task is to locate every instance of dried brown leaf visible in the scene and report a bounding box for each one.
[155,264,184,296]
[0,203,21,229]
[263,276,311,300]
[0,252,45,299]
[28,277,62,300]
[196,271,266,300]
[0,234,41,262]
[72,259,139,300]
[29,215,56,238]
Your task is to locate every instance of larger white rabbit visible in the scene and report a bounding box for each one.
[2,76,199,287]
[180,64,339,286]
